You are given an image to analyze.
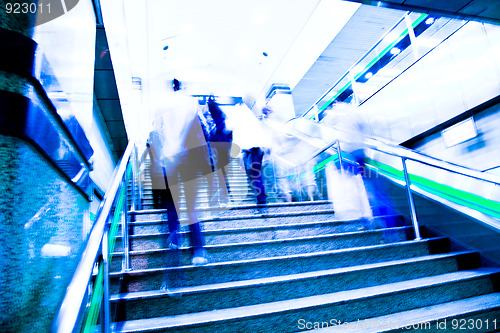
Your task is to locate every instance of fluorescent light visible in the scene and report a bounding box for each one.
[41,244,71,257]
[390,47,401,55]
[383,32,401,45]
[442,117,478,147]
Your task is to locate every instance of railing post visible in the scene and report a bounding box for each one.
[131,148,138,212]
[336,140,344,174]
[102,226,111,333]
[402,157,421,240]
[295,166,301,201]
[138,154,144,211]
[272,159,278,194]
[122,174,131,272]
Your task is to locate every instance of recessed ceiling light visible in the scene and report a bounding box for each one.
[390,47,401,55]
[263,52,268,57]
[163,45,169,50]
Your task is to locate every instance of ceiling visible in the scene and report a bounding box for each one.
[346,0,500,25]
[133,0,357,97]
[94,26,128,161]
[292,5,408,116]
[100,0,362,140]
[96,0,500,159]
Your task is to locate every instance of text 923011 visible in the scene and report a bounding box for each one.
[5,2,51,14]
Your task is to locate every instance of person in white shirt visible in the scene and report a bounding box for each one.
[228,95,271,204]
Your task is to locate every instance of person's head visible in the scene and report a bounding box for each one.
[262,106,272,118]
[172,78,181,91]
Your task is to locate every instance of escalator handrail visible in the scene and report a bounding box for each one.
[360,137,500,185]
[286,117,500,186]
[52,141,135,333]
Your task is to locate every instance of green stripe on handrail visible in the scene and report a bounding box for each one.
[409,174,500,218]
[126,162,132,180]
[364,158,500,219]
[82,263,104,333]
[108,185,125,262]
[314,154,338,173]
[365,158,405,182]
[81,174,128,333]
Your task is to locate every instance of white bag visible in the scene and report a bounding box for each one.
[326,168,372,220]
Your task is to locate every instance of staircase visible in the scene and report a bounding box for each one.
[140,157,259,210]
[110,157,500,332]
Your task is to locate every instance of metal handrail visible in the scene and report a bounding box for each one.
[287,119,500,186]
[52,141,135,333]
[277,119,500,240]
[364,137,500,185]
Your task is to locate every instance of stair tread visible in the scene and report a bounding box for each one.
[110,237,446,276]
[124,215,395,229]
[111,251,475,301]
[129,209,337,222]
[126,216,349,227]
[112,227,410,255]
[118,218,370,239]
[129,200,333,214]
[112,268,500,332]
[312,293,500,332]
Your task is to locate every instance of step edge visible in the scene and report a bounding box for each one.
[112,226,413,256]
[129,201,333,215]
[110,237,448,276]
[110,251,475,301]
[310,293,500,332]
[112,269,500,332]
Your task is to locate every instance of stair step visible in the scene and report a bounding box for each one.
[109,238,449,293]
[114,218,382,250]
[120,216,369,237]
[129,201,335,222]
[110,227,411,271]
[312,293,500,332]
[130,207,338,228]
[111,251,478,320]
[111,268,500,332]
[115,220,407,252]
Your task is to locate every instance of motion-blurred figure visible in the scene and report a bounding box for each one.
[205,96,233,206]
[328,107,400,239]
[149,78,212,277]
[301,160,321,201]
[259,103,295,203]
[228,95,271,205]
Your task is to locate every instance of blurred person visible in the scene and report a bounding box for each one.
[228,94,271,205]
[149,78,212,276]
[259,102,295,203]
[142,126,185,292]
[301,160,320,201]
[205,96,233,206]
[327,107,400,238]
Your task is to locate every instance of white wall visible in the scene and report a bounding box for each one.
[358,21,500,145]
